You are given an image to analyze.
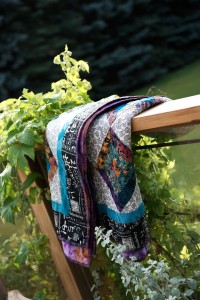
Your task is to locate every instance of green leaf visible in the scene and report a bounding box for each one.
[3,196,14,207]
[17,154,29,171]
[15,242,29,264]
[43,97,60,104]
[170,277,180,285]
[1,205,15,224]
[184,289,194,297]
[4,119,14,131]
[8,144,35,170]
[7,129,19,140]
[151,293,163,300]
[171,288,180,297]
[188,279,197,290]
[154,203,164,216]
[11,110,26,127]
[79,60,89,73]
[21,172,41,190]
[53,55,61,65]
[29,186,40,204]
[33,291,46,300]
[0,164,12,180]
[19,128,35,146]
[32,235,48,245]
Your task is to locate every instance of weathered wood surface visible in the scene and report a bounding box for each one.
[132,94,200,132]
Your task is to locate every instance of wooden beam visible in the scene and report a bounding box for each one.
[132,94,200,133]
[17,169,93,300]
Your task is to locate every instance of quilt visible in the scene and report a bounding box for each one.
[46,95,169,267]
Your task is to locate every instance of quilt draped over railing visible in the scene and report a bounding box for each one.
[45,95,169,267]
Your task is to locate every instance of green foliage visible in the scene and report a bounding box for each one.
[91,270,102,300]
[0,210,67,299]
[95,227,199,300]
[1,0,200,101]
[0,45,92,225]
[0,45,91,298]
[132,133,200,278]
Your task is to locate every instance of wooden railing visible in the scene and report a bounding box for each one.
[132,95,200,133]
[18,94,200,300]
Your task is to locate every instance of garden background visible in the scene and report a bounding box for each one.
[1,0,200,102]
[0,0,200,299]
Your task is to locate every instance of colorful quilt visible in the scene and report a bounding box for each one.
[46,95,169,267]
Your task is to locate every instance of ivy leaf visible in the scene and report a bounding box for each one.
[43,97,60,104]
[0,164,12,180]
[154,203,164,216]
[170,277,180,285]
[184,289,194,297]
[19,128,35,146]
[53,55,61,65]
[15,242,29,264]
[171,287,180,297]
[4,119,14,131]
[32,235,48,245]
[11,110,26,127]
[29,187,38,204]
[188,279,197,290]
[1,197,15,223]
[151,293,163,300]
[33,291,46,300]
[79,60,89,73]
[3,196,15,206]
[7,129,19,144]
[21,172,41,191]
[8,143,34,170]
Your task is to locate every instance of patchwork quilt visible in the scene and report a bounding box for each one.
[45,95,169,267]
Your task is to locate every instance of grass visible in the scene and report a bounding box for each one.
[132,58,200,99]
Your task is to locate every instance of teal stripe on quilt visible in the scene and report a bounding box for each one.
[52,106,85,215]
[97,202,145,224]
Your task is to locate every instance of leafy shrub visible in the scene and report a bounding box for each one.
[0,45,91,298]
[95,227,199,300]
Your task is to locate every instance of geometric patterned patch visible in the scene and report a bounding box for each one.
[96,127,136,211]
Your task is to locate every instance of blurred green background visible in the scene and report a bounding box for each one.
[1,0,200,101]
